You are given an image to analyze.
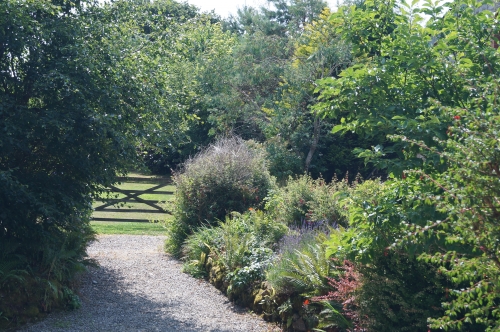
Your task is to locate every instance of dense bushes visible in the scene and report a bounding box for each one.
[175,171,349,330]
[0,228,94,327]
[176,169,456,331]
[316,0,500,330]
[167,1,500,331]
[355,253,446,332]
[165,137,275,257]
[182,211,286,293]
[265,174,349,227]
[0,0,164,325]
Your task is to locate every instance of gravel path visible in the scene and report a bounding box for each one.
[20,235,276,332]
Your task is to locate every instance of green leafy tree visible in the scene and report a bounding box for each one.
[209,0,329,146]
[0,0,191,321]
[143,13,237,173]
[321,0,500,330]
[263,6,382,180]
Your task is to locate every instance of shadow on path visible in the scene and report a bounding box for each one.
[19,237,269,332]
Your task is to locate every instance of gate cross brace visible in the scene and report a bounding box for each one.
[94,182,167,212]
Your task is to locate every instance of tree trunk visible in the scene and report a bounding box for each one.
[305,115,321,173]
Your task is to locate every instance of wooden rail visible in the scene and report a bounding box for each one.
[92,176,173,223]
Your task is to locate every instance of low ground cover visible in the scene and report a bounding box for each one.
[90,221,169,236]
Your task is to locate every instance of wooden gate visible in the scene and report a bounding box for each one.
[92,176,173,222]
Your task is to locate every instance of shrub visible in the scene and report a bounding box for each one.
[312,260,362,332]
[165,137,275,257]
[182,210,287,286]
[266,230,333,297]
[356,253,446,332]
[264,138,303,183]
[325,179,448,331]
[265,174,349,228]
[0,225,94,328]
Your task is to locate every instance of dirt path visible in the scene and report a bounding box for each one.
[19,235,276,332]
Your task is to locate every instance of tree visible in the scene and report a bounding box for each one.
[315,0,456,175]
[210,0,357,180]
[321,0,500,329]
[263,6,381,180]
[0,0,193,322]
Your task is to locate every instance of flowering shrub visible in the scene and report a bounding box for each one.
[165,137,275,257]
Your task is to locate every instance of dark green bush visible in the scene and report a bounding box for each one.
[0,0,154,325]
[356,253,446,332]
[264,138,303,183]
[324,179,450,331]
[0,225,94,328]
[165,137,275,257]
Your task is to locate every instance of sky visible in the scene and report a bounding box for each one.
[185,0,339,18]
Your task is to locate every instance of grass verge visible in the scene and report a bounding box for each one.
[90,221,169,236]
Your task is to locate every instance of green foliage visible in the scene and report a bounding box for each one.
[313,301,352,332]
[0,248,27,289]
[356,253,446,332]
[207,29,290,141]
[140,10,237,173]
[0,224,94,326]
[181,225,224,277]
[210,0,349,181]
[0,0,197,323]
[401,101,500,330]
[61,287,81,310]
[316,0,444,174]
[319,1,500,330]
[228,247,274,291]
[165,137,275,257]
[312,259,361,331]
[226,0,328,37]
[264,138,304,182]
[266,232,333,296]
[212,215,256,275]
[265,174,349,227]
[182,210,287,290]
[324,179,393,259]
[325,184,447,331]
[259,6,381,180]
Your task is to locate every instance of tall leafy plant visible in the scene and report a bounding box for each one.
[320,0,500,330]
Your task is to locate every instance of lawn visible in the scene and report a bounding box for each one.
[90,221,169,235]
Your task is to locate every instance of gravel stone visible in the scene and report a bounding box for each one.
[19,235,277,332]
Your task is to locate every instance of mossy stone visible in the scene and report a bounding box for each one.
[253,288,270,307]
[209,264,225,289]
